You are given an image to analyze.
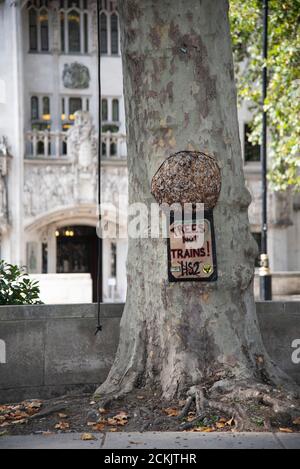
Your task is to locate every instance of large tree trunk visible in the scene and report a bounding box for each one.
[95,0,297,405]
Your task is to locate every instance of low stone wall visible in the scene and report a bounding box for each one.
[29,274,93,304]
[0,302,299,403]
[254,272,300,299]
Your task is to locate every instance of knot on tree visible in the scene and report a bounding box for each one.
[151,151,221,209]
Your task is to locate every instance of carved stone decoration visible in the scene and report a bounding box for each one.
[24,165,74,218]
[0,136,11,233]
[90,0,98,54]
[68,111,98,203]
[62,62,91,89]
[50,1,61,54]
[151,151,221,209]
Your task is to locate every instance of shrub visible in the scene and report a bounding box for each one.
[0,260,43,305]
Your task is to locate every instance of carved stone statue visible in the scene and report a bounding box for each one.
[68,111,98,203]
[62,62,91,89]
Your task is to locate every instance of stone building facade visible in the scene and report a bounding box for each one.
[0,0,299,303]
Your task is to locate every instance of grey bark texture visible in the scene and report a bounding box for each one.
[95,0,296,401]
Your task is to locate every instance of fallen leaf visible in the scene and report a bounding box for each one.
[216,422,226,429]
[292,417,300,425]
[190,426,215,432]
[109,427,118,432]
[87,421,97,427]
[137,396,145,400]
[202,427,215,433]
[81,433,96,441]
[90,401,96,405]
[92,423,105,432]
[42,431,54,436]
[279,427,293,433]
[27,401,42,410]
[218,418,227,424]
[163,407,180,417]
[108,412,128,426]
[99,408,107,414]
[58,413,68,419]
[11,411,29,421]
[55,421,70,431]
[107,418,117,426]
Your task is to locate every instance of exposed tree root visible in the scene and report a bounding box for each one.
[179,381,300,431]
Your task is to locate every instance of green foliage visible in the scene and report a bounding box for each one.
[229,0,300,190]
[0,260,43,305]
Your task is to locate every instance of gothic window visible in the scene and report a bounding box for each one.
[100,13,108,54]
[69,97,82,119]
[112,99,119,122]
[29,8,38,51]
[60,0,89,54]
[30,93,51,155]
[31,96,39,120]
[61,96,89,131]
[101,97,120,158]
[60,11,65,52]
[42,97,50,119]
[40,9,49,51]
[68,10,81,52]
[101,98,108,121]
[31,95,51,129]
[100,1,119,55]
[28,2,49,53]
[110,13,118,55]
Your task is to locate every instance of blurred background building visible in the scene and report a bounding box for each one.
[0,0,299,303]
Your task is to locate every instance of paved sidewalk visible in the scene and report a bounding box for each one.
[0,432,299,449]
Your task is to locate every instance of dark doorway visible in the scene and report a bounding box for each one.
[56,225,102,302]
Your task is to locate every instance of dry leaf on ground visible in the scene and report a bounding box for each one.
[190,426,215,432]
[279,427,293,433]
[163,408,180,417]
[58,413,68,419]
[81,433,96,441]
[108,411,128,426]
[91,423,106,432]
[0,401,42,425]
[292,417,300,425]
[216,422,226,429]
[55,421,70,431]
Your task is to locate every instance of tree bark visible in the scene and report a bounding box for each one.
[95,0,297,402]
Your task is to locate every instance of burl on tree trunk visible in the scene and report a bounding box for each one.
[95,0,299,427]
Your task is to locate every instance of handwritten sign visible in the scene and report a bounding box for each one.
[168,211,217,282]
